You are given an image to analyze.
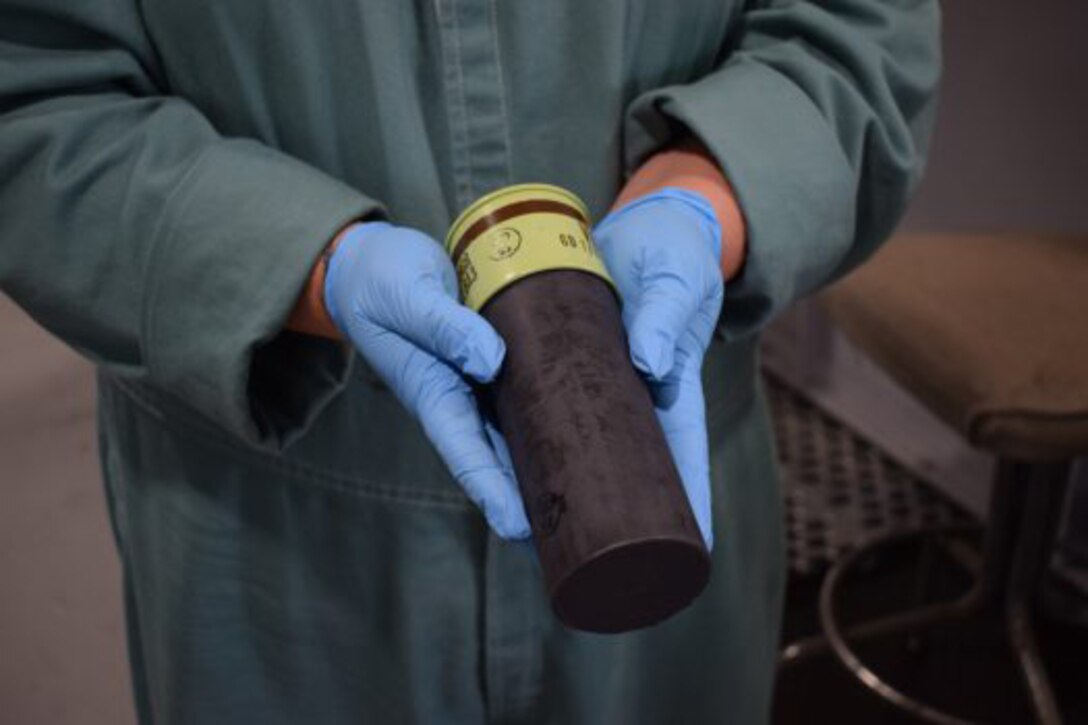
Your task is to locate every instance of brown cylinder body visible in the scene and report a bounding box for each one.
[482,269,710,633]
[446,183,711,633]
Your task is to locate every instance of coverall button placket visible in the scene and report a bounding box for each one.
[434,0,540,721]
[435,0,514,207]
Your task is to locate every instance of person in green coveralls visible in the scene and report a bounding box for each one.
[0,2,939,723]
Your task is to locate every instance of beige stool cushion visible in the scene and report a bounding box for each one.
[823,233,1088,461]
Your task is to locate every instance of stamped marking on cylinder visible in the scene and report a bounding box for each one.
[488,227,522,260]
[535,491,568,538]
[457,255,478,295]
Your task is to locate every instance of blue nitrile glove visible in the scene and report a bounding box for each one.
[593,188,724,550]
[324,221,531,540]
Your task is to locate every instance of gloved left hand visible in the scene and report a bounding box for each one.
[593,188,724,549]
[324,221,531,540]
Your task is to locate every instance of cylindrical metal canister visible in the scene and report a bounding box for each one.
[446,184,711,633]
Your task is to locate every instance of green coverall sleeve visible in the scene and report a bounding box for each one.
[0,1,382,448]
[623,0,941,338]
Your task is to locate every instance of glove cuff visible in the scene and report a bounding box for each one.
[604,187,724,263]
[323,221,391,335]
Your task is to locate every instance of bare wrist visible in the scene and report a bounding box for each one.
[614,140,748,281]
[284,225,353,340]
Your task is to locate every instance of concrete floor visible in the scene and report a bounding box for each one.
[0,295,134,724]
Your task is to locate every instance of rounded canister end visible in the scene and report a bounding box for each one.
[550,536,711,634]
[445,184,615,311]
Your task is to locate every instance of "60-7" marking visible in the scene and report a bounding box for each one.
[558,232,599,258]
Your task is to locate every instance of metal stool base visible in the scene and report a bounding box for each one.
[782,461,1071,725]
[819,526,986,725]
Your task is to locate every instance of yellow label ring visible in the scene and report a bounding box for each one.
[445,184,616,312]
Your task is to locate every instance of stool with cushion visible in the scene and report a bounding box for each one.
[794,233,1088,724]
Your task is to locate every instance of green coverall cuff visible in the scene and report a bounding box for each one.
[623,59,857,341]
[144,138,383,449]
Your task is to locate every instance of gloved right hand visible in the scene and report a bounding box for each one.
[593,189,724,550]
[324,221,531,540]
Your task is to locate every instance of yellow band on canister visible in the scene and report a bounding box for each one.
[444,183,615,312]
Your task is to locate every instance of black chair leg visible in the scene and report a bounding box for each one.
[1004,461,1070,725]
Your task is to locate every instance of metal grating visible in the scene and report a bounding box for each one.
[764,372,972,578]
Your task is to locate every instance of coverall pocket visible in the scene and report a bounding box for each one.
[102,372,471,509]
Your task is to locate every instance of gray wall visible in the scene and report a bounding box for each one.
[904,0,1088,232]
